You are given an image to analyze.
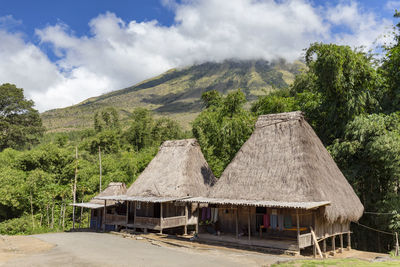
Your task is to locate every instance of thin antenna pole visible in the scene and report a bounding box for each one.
[99,146,102,193]
[72,146,78,229]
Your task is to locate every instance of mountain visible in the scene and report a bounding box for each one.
[41,59,304,132]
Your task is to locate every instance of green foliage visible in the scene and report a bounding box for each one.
[94,107,120,133]
[193,89,255,177]
[251,89,297,115]
[0,83,44,151]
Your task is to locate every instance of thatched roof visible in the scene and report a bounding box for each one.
[210,111,363,223]
[126,139,216,200]
[75,182,127,208]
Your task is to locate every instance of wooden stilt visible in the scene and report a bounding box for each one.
[103,200,107,231]
[310,227,323,258]
[313,242,316,258]
[340,234,343,253]
[88,209,90,228]
[323,239,327,258]
[248,206,251,241]
[332,236,336,255]
[236,206,239,239]
[133,201,137,232]
[347,231,351,250]
[160,202,163,234]
[184,204,188,235]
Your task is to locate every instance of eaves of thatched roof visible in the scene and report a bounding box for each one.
[210,111,364,223]
[125,139,216,200]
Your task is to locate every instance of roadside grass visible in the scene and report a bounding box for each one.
[272,258,400,267]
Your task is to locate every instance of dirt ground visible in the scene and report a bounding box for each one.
[0,235,54,264]
[0,232,393,267]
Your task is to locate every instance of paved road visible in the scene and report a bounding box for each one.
[3,232,291,267]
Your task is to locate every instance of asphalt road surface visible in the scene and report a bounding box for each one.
[2,232,291,267]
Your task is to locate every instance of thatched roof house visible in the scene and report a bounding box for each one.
[74,182,127,209]
[207,111,363,224]
[126,139,216,201]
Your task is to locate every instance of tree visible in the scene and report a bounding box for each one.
[94,107,120,133]
[192,89,255,177]
[380,11,400,112]
[292,43,380,145]
[0,83,44,150]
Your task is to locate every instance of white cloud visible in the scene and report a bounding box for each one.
[0,1,394,112]
[386,1,400,11]
[326,1,393,49]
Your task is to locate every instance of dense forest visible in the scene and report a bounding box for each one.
[0,11,399,253]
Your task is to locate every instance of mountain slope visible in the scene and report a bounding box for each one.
[41,59,304,132]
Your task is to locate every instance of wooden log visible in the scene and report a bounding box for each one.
[310,227,323,258]
[248,206,251,241]
[332,236,336,255]
[236,206,239,239]
[323,239,327,258]
[184,204,188,235]
[347,231,351,250]
[340,234,343,253]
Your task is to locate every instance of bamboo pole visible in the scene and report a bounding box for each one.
[99,146,102,193]
[296,209,300,251]
[72,146,78,229]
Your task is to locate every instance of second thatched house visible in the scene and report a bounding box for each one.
[98,139,216,234]
[184,111,363,255]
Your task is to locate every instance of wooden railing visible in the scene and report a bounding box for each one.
[161,216,186,228]
[298,233,312,248]
[105,214,126,225]
[135,216,161,226]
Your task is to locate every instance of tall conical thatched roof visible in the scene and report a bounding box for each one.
[210,111,363,223]
[90,182,127,206]
[126,139,216,199]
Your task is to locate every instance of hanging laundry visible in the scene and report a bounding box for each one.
[278,214,284,231]
[270,214,278,229]
[284,215,292,228]
[202,207,207,221]
[213,208,218,222]
[263,214,270,228]
[207,207,211,220]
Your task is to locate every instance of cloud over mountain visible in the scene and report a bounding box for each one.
[0,0,394,111]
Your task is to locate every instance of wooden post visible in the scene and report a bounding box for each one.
[248,206,251,241]
[103,200,107,231]
[133,201,137,231]
[395,232,399,256]
[88,209,90,228]
[236,206,239,239]
[196,205,199,234]
[126,201,129,229]
[313,241,316,258]
[296,210,300,251]
[79,202,83,229]
[160,202,163,234]
[347,231,351,250]
[340,234,343,253]
[331,236,336,255]
[310,227,323,258]
[184,204,188,235]
[323,239,327,258]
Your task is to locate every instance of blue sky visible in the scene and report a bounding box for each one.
[0,0,399,111]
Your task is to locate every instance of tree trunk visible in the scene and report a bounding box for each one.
[46,203,50,228]
[62,203,66,230]
[39,206,43,227]
[51,198,55,229]
[30,192,35,229]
